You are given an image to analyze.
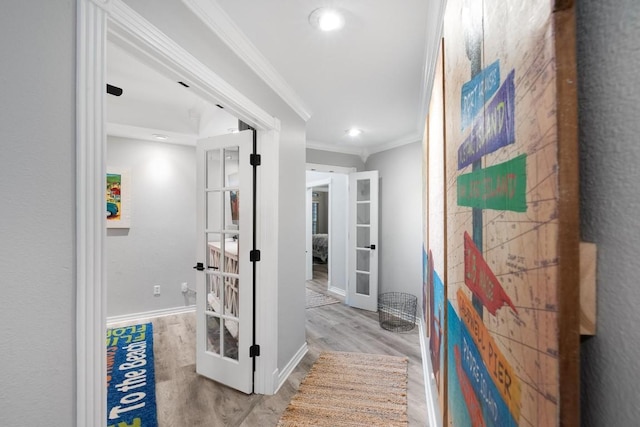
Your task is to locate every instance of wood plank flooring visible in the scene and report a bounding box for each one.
[109,263,428,426]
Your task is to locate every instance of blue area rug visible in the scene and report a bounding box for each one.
[107,323,158,427]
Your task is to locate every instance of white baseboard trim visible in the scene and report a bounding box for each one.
[275,342,308,394]
[270,367,280,395]
[107,305,196,325]
[327,286,346,298]
[419,318,443,427]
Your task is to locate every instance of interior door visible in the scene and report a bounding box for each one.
[195,130,254,394]
[348,171,379,311]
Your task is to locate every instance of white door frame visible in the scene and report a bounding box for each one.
[76,1,280,425]
[305,187,313,280]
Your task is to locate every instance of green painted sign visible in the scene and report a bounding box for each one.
[457,154,527,212]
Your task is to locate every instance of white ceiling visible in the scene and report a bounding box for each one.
[106,0,441,156]
[107,41,238,146]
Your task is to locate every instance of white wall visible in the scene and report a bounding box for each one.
[365,142,423,299]
[106,136,197,317]
[0,1,75,425]
[577,1,640,425]
[120,0,307,373]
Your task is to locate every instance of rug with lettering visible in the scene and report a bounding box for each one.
[107,322,158,427]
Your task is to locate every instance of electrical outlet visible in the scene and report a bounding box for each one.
[153,285,161,296]
[181,282,188,293]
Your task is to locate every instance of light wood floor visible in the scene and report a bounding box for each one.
[110,263,427,426]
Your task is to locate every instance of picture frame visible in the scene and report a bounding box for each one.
[106,167,132,228]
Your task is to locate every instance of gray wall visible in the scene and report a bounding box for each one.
[307,148,365,171]
[577,1,640,425]
[365,142,423,299]
[0,1,76,426]
[313,191,329,234]
[107,137,197,317]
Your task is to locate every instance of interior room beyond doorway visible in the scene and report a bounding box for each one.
[306,166,352,299]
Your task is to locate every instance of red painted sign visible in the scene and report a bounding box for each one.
[464,231,518,316]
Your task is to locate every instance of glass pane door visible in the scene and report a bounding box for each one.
[348,171,379,311]
[196,131,253,394]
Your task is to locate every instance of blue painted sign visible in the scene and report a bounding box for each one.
[448,303,517,426]
[458,70,516,170]
[461,60,501,130]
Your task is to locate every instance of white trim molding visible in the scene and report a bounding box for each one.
[182,0,312,122]
[276,342,308,394]
[76,1,108,426]
[305,163,357,174]
[254,125,281,395]
[365,132,423,159]
[306,139,367,160]
[327,286,346,298]
[306,132,422,164]
[417,0,447,137]
[77,0,282,424]
[106,305,196,326]
[419,318,443,427]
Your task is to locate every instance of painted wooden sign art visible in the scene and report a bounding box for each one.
[423,0,579,426]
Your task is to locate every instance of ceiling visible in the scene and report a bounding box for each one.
[107,0,443,157]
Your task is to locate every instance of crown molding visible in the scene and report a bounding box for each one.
[417,0,447,136]
[306,139,367,158]
[182,0,312,122]
[306,132,423,164]
[365,132,423,158]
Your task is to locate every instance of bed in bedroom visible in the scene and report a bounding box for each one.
[312,233,328,263]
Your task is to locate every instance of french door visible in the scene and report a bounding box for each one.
[195,130,254,394]
[348,171,379,311]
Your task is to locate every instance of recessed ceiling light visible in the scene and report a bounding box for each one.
[346,128,362,137]
[309,8,345,32]
[152,134,168,141]
[228,128,239,134]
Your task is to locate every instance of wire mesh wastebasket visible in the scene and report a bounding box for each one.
[378,292,417,332]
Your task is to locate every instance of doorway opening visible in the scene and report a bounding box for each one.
[307,182,330,294]
[77,2,281,424]
[305,165,354,300]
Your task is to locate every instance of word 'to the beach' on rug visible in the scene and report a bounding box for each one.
[306,288,340,309]
[107,322,158,427]
[278,351,409,426]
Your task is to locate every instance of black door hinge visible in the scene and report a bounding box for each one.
[250,154,261,166]
[192,262,205,271]
[249,344,260,357]
[250,250,261,262]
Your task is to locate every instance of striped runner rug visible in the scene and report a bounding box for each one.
[278,351,409,426]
